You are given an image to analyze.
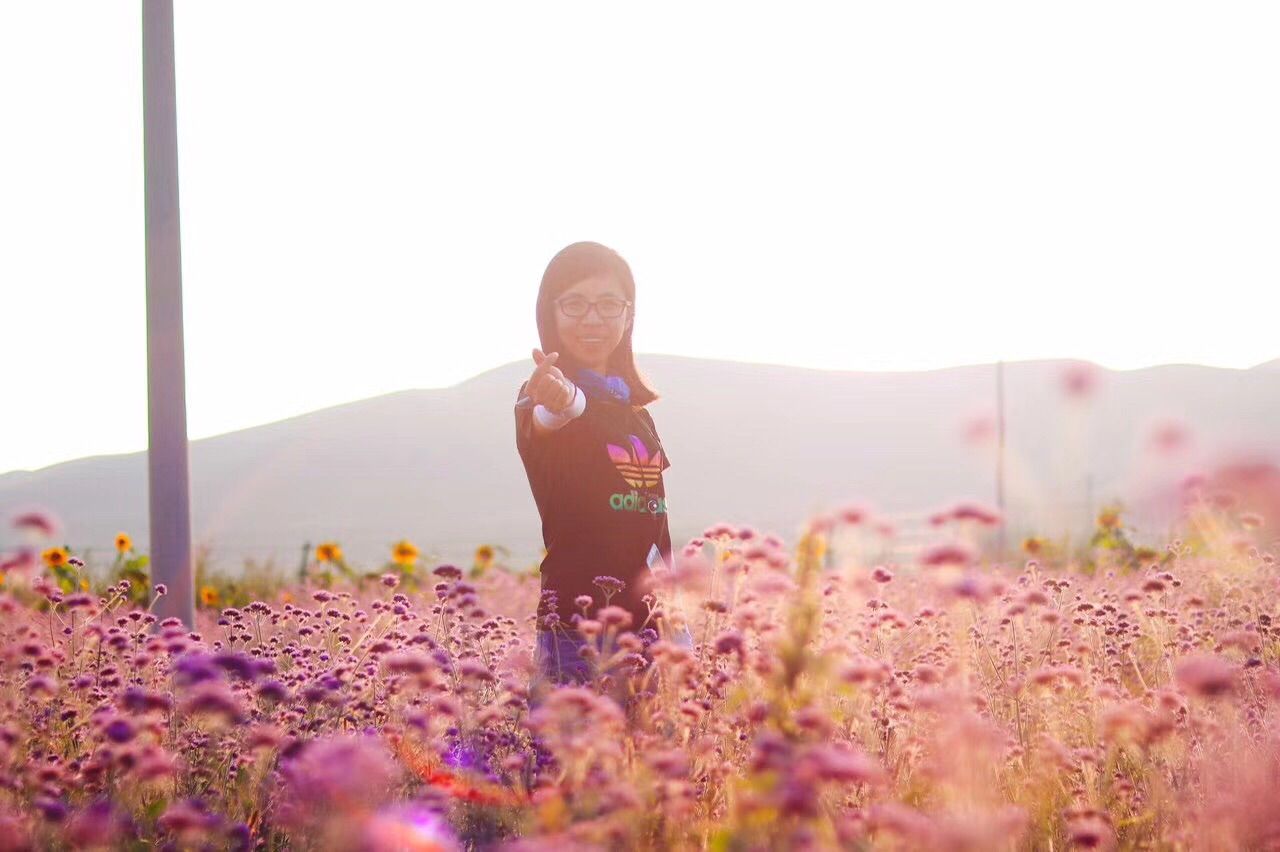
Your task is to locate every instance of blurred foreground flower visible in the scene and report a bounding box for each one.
[277,734,403,824]
[1060,361,1101,399]
[1174,654,1237,698]
[919,543,975,568]
[12,509,60,538]
[363,803,460,852]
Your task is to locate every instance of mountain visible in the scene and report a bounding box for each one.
[2,355,1278,574]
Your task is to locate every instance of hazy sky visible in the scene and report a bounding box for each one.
[3,1,1278,475]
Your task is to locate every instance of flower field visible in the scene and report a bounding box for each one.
[0,486,1278,851]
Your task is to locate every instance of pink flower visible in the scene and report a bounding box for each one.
[1148,419,1190,455]
[278,734,402,820]
[1060,362,1101,399]
[713,630,745,657]
[1021,589,1049,606]
[1174,654,1237,698]
[950,502,1003,526]
[12,509,59,538]
[597,605,633,630]
[383,651,432,675]
[807,742,884,785]
[837,503,873,525]
[1065,812,1116,850]
[920,543,975,568]
[0,546,38,574]
[158,799,215,837]
[942,571,996,603]
[913,664,943,685]
[961,414,996,446]
[647,748,689,778]
[1220,629,1261,653]
[808,514,836,535]
[458,659,496,682]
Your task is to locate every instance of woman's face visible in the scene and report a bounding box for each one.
[553,273,631,373]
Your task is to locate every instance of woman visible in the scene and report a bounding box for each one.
[514,241,688,697]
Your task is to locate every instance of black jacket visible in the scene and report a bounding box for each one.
[515,380,673,635]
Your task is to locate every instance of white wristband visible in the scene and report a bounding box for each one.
[533,383,585,429]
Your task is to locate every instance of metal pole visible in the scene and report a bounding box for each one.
[143,0,195,627]
[996,359,1006,562]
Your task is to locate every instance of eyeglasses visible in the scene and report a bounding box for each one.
[556,295,631,319]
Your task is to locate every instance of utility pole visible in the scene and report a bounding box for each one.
[1086,473,1094,526]
[996,359,1006,562]
[143,0,195,627]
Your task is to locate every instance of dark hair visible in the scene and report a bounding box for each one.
[535,241,660,407]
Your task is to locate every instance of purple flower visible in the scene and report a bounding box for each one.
[433,564,463,580]
[158,799,215,836]
[180,683,245,725]
[173,653,220,686]
[255,680,289,703]
[35,795,68,823]
[211,651,260,682]
[103,718,136,744]
[593,575,626,595]
[65,800,125,848]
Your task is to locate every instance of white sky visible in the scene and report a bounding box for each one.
[3,1,1278,475]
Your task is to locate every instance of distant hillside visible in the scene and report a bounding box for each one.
[2,355,1278,574]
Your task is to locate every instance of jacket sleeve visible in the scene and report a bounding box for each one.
[515,381,587,498]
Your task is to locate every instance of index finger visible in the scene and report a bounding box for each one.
[530,348,558,380]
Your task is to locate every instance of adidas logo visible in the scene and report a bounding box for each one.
[606,434,665,489]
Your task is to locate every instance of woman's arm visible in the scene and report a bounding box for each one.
[531,383,586,435]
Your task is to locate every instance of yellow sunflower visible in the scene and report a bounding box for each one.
[42,547,69,568]
[392,539,419,567]
[115,532,133,554]
[199,585,220,607]
[1097,507,1121,530]
[316,542,343,564]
